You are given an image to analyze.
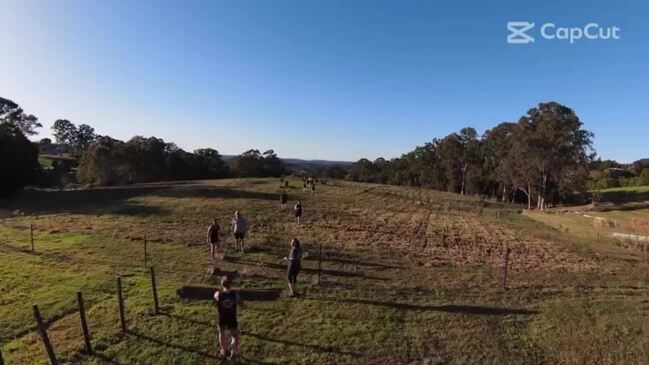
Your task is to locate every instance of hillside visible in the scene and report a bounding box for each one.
[1,179,647,364]
[221,155,353,173]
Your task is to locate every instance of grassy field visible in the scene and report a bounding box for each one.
[1,179,648,364]
[593,185,649,206]
[37,154,77,168]
[525,185,649,254]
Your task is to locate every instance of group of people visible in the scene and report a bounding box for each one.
[302,176,323,195]
[211,236,303,361]
[207,180,317,361]
[207,211,248,260]
[280,190,303,224]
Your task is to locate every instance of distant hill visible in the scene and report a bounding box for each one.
[222,155,353,172]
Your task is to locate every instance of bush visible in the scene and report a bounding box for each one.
[0,123,40,196]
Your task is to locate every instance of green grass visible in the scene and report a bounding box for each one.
[592,185,649,206]
[1,179,648,364]
[37,154,77,168]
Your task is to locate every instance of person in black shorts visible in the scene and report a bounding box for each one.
[280,190,288,210]
[206,219,221,261]
[214,276,244,360]
[231,211,247,253]
[294,201,302,224]
[284,238,302,297]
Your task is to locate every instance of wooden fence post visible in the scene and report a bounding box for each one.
[502,247,511,290]
[77,292,92,354]
[150,266,160,315]
[144,235,148,268]
[117,277,127,333]
[31,223,34,252]
[318,243,322,286]
[33,304,58,365]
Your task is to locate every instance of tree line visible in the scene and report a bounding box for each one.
[347,102,596,210]
[0,96,286,196]
[589,159,649,190]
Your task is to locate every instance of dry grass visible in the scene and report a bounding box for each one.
[1,178,648,364]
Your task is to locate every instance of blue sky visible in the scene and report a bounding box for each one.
[1,0,647,162]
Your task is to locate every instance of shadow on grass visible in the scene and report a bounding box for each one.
[242,330,360,357]
[317,256,402,270]
[314,297,538,316]
[127,330,218,359]
[225,257,389,281]
[3,183,278,216]
[177,286,282,301]
[598,190,649,206]
[152,186,279,201]
[3,186,169,216]
[160,311,213,327]
[91,351,126,365]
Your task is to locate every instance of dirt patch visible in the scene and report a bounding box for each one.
[592,217,616,228]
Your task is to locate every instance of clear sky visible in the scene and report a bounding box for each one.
[1,0,647,162]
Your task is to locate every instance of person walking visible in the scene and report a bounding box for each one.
[214,276,244,361]
[231,211,247,253]
[280,190,288,210]
[284,238,303,297]
[207,219,222,261]
[294,201,303,225]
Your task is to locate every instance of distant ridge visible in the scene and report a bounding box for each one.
[222,155,354,172]
[222,155,352,166]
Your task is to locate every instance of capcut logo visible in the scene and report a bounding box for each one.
[507,22,535,44]
[507,21,621,44]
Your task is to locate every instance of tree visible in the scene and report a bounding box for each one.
[231,149,286,177]
[78,137,129,185]
[76,124,98,150]
[520,102,593,210]
[637,168,649,186]
[482,122,516,201]
[0,97,41,135]
[436,128,481,194]
[123,136,167,182]
[194,148,230,178]
[52,119,77,145]
[0,123,41,196]
[52,120,97,152]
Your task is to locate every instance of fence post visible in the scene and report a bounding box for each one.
[144,235,148,268]
[77,292,92,354]
[502,247,511,290]
[318,243,322,286]
[31,223,34,252]
[0,344,4,365]
[117,277,127,333]
[150,266,160,315]
[33,304,58,365]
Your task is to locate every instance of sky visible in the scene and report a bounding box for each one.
[1,0,647,162]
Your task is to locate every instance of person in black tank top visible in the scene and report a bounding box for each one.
[284,238,302,297]
[214,276,244,360]
[206,220,221,260]
[294,201,303,225]
[280,190,288,210]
